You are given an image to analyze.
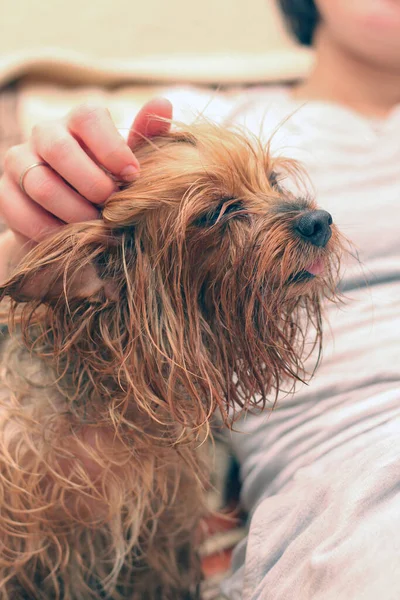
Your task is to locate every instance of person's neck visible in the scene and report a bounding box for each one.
[293,26,400,118]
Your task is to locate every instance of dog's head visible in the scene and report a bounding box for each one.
[0,122,342,433]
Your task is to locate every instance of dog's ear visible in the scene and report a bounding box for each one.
[0,221,118,304]
[0,213,236,433]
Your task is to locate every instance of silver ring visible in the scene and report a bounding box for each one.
[19,161,49,195]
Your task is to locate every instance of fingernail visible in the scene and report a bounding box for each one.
[120,164,140,181]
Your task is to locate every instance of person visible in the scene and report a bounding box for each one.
[0,0,399,598]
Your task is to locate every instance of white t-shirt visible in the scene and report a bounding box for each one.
[165,86,400,600]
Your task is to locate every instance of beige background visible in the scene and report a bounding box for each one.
[3,0,292,57]
[0,0,312,85]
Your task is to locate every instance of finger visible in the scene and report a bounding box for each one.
[128,97,173,148]
[67,104,140,182]
[5,145,100,224]
[32,122,117,204]
[0,174,63,242]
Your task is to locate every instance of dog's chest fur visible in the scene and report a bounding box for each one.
[0,329,205,599]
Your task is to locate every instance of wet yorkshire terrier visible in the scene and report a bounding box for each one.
[0,121,341,599]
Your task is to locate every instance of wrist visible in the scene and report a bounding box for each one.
[0,230,35,285]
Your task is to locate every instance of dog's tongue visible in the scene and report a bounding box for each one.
[306,258,325,276]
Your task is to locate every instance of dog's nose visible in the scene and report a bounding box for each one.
[294,210,333,248]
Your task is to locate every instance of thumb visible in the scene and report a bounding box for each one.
[128,97,173,149]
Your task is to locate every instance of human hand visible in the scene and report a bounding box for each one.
[0,97,173,242]
[0,98,172,283]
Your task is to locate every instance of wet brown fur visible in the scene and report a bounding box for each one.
[0,122,342,599]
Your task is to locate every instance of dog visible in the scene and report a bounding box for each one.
[0,121,341,599]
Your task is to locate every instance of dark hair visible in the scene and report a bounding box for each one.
[277,0,319,46]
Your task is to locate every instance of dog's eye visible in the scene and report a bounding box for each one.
[269,171,279,188]
[194,198,244,227]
